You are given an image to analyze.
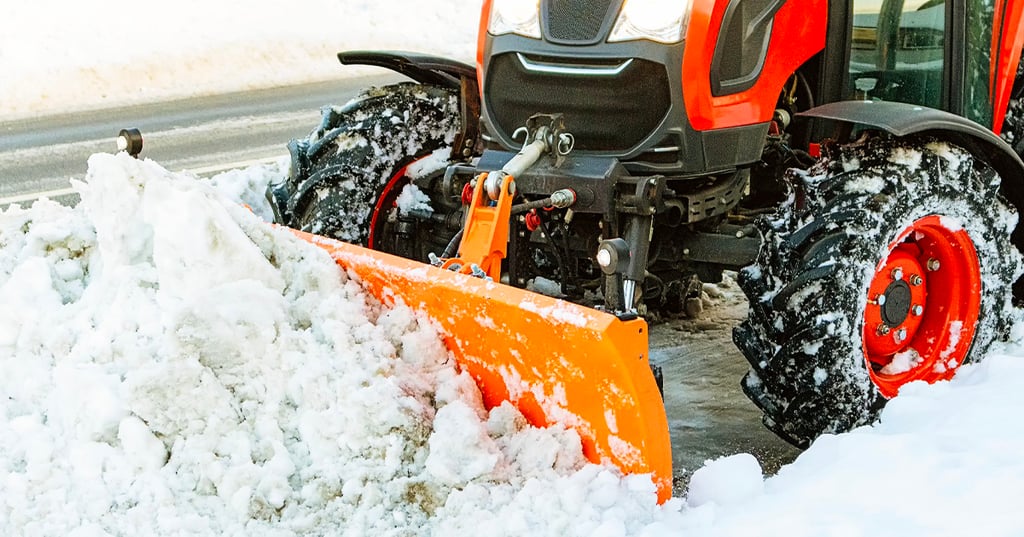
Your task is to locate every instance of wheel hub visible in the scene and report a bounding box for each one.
[865,249,927,349]
[880,280,912,327]
[861,215,982,398]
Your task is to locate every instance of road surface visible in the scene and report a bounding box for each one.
[650,279,800,493]
[0,75,397,207]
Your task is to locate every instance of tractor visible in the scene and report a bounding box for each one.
[274,0,1024,499]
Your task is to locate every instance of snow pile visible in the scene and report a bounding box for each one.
[0,154,676,535]
[0,1,478,119]
[678,341,1024,536]
[685,454,763,508]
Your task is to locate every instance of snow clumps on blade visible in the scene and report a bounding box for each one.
[0,153,681,535]
[396,183,433,216]
[204,156,290,223]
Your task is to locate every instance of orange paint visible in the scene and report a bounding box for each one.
[862,216,982,398]
[992,0,1024,134]
[443,172,514,281]
[682,0,828,130]
[295,230,673,503]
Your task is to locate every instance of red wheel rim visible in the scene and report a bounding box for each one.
[367,159,420,249]
[862,215,982,398]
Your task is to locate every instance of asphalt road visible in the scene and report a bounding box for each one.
[650,281,801,493]
[0,74,397,207]
[0,77,800,494]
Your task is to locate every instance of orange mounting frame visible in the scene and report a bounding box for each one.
[440,172,513,281]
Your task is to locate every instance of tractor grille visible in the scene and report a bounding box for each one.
[544,0,618,44]
[484,53,672,152]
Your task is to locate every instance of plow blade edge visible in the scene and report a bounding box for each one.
[299,232,673,502]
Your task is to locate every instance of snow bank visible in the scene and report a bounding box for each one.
[0,154,675,535]
[678,339,1024,536]
[0,1,478,119]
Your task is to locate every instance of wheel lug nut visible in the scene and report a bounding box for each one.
[891,267,904,280]
[927,258,941,271]
[912,304,924,316]
[895,328,907,342]
[909,274,923,286]
[877,324,891,336]
[869,294,887,306]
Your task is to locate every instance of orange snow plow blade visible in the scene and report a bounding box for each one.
[296,231,673,502]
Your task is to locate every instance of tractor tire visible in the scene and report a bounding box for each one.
[284,83,459,253]
[734,136,1021,447]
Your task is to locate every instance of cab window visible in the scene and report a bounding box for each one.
[848,0,946,109]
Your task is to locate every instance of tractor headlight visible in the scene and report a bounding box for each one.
[488,0,542,39]
[609,0,693,44]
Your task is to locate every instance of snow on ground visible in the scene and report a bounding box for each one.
[0,0,478,119]
[2,154,1024,536]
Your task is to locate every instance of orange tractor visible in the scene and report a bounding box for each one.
[273,0,1024,501]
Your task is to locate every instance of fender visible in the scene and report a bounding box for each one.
[338,50,476,90]
[799,100,1024,216]
[338,50,482,160]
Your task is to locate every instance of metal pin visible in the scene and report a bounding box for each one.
[909,274,923,286]
[877,324,891,336]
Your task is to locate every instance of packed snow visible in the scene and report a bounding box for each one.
[6,1,1024,535]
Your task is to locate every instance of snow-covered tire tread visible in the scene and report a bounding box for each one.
[285,83,459,244]
[735,136,1022,447]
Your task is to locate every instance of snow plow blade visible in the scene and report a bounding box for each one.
[297,232,673,502]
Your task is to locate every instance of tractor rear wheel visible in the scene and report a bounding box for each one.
[283,83,460,260]
[735,136,1021,447]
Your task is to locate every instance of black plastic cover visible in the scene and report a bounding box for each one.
[338,51,476,89]
[800,100,1024,217]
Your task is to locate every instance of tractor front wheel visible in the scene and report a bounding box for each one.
[283,83,461,260]
[735,136,1021,447]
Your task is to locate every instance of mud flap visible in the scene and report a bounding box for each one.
[296,231,673,502]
